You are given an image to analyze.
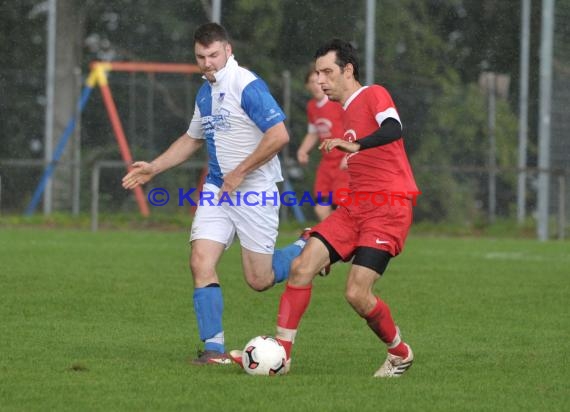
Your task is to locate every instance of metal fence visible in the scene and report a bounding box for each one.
[1,156,567,239]
[2,0,569,239]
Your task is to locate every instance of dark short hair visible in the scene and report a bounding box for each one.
[314,39,360,82]
[193,22,230,46]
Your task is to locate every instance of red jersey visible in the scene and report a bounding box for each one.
[343,85,418,196]
[306,96,345,164]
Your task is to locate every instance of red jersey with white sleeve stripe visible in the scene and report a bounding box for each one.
[306,96,346,164]
[343,85,418,197]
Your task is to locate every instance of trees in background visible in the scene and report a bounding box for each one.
[0,0,531,223]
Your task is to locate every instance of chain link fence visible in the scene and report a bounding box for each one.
[1,4,568,238]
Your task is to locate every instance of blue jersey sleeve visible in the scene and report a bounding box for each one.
[241,79,286,133]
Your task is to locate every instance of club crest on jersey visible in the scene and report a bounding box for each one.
[218,92,225,102]
[315,118,333,138]
[344,129,357,142]
[344,129,359,160]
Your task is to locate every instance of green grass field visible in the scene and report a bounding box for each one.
[1,227,568,411]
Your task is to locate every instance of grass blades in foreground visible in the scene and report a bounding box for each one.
[0,228,568,411]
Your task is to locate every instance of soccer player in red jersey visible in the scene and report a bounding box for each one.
[297,65,350,220]
[275,39,419,377]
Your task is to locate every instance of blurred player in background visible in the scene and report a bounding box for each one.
[296,65,349,221]
[122,22,307,366]
[232,39,418,377]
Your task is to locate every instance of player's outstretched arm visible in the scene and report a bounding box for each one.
[319,138,360,154]
[319,118,402,156]
[122,133,203,190]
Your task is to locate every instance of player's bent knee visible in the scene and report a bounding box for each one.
[246,277,273,292]
[290,257,318,282]
[190,260,210,279]
[344,289,370,316]
[290,257,308,277]
[344,285,364,307]
[190,253,208,274]
[189,258,219,286]
[344,287,356,304]
[244,268,274,292]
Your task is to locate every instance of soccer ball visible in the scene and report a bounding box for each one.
[241,335,287,376]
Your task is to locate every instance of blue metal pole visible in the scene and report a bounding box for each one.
[282,179,306,223]
[25,84,94,215]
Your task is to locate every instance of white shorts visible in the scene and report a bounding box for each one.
[190,183,280,254]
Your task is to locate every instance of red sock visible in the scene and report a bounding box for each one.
[276,283,312,358]
[388,342,409,359]
[277,339,293,359]
[365,297,408,358]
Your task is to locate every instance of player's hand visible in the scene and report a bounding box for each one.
[297,150,309,166]
[319,138,360,153]
[339,156,348,170]
[122,161,156,190]
[219,170,244,199]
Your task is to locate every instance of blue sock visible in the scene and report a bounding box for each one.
[193,284,224,353]
[272,238,305,283]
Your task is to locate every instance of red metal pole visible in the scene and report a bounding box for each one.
[97,67,150,217]
[88,61,202,217]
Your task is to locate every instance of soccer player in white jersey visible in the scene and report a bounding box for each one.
[122,22,306,365]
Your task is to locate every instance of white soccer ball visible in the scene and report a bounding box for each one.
[241,335,287,376]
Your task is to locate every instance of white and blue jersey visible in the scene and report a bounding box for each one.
[187,55,286,191]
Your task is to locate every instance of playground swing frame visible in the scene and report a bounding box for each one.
[25,61,201,216]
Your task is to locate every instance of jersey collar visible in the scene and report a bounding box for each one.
[316,95,329,108]
[343,86,368,110]
[205,55,238,84]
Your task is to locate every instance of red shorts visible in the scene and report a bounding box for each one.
[313,161,350,206]
[312,193,413,259]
